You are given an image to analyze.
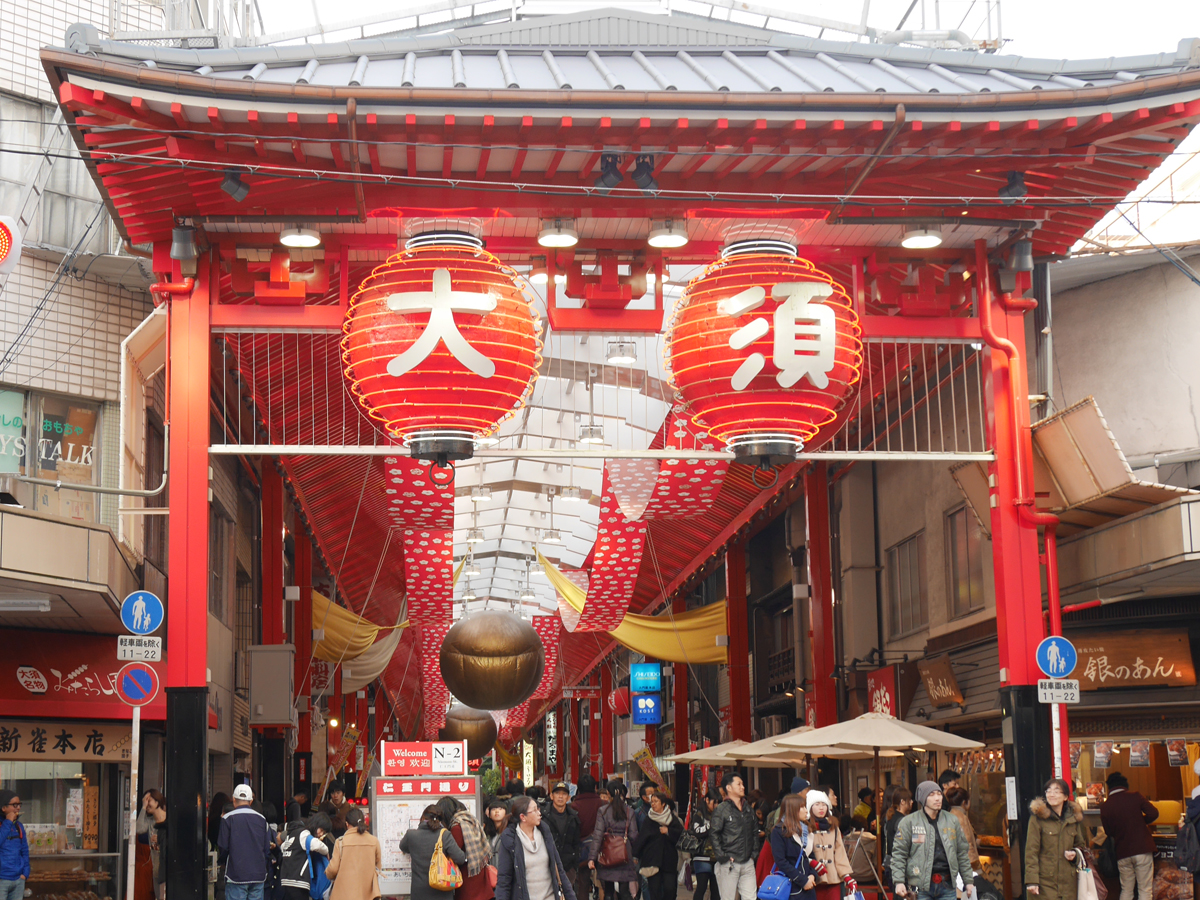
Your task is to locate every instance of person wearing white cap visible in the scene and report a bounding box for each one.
[219,785,274,900]
[803,791,854,900]
[889,781,971,900]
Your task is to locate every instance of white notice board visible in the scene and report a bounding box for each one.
[372,775,480,897]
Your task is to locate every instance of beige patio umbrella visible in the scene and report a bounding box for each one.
[776,713,984,874]
[665,740,751,765]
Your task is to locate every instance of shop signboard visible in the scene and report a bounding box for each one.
[916,654,964,708]
[522,740,535,786]
[1072,629,1196,690]
[372,776,479,896]
[4,630,166,720]
[0,719,132,761]
[380,741,468,777]
[867,667,897,715]
[631,693,662,725]
[545,708,558,774]
[631,663,662,693]
[562,685,602,700]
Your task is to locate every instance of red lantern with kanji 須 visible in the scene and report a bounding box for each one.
[342,240,541,459]
[665,245,863,464]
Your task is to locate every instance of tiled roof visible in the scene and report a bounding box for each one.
[61,8,1200,96]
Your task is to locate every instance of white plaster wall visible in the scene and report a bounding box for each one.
[1050,260,1200,461]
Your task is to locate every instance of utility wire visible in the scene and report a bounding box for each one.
[1116,209,1200,288]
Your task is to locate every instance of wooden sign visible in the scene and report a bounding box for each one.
[917,654,964,708]
[83,786,99,850]
[0,719,132,761]
[1071,629,1196,690]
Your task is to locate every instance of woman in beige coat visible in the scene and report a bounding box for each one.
[327,808,381,900]
[803,791,855,900]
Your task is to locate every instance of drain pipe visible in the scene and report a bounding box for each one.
[975,238,1070,778]
[148,277,194,306]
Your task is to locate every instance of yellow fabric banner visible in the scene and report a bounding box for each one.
[312,591,407,664]
[495,740,522,769]
[538,552,728,665]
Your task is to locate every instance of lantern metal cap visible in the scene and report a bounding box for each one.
[406,429,476,462]
[721,238,798,258]
[726,433,804,467]
[405,231,483,251]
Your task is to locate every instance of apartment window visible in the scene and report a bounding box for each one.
[887,531,927,636]
[946,506,986,617]
[209,504,235,625]
[144,416,167,571]
[30,393,101,522]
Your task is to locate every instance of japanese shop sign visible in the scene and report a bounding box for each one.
[1071,629,1195,690]
[0,719,132,761]
[867,666,897,716]
[631,747,666,789]
[328,725,361,774]
[917,654,964,708]
[4,631,166,719]
[380,741,469,777]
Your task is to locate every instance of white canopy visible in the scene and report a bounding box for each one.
[773,712,984,752]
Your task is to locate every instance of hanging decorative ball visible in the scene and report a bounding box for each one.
[439,705,500,758]
[440,610,546,710]
[342,231,542,461]
[664,239,864,466]
[608,686,632,717]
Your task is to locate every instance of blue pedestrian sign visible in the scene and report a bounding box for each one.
[120,591,163,635]
[115,662,160,707]
[1036,636,1077,679]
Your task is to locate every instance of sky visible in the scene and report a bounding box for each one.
[252,0,1200,60]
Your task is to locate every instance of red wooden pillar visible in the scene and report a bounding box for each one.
[294,537,313,751]
[804,463,838,727]
[725,543,752,742]
[600,663,613,779]
[673,596,688,753]
[164,252,212,900]
[260,467,285,644]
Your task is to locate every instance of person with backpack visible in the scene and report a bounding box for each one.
[436,796,493,900]
[326,808,380,900]
[495,796,578,900]
[219,785,276,900]
[280,803,330,900]
[1099,773,1158,900]
[401,807,469,900]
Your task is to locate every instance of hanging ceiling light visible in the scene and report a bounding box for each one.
[648,219,689,249]
[470,486,491,503]
[462,587,478,602]
[520,587,536,602]
[606,340,638,366]
[464,557,482,578]
[475,435,500,447]
[541,529,562,544]
[538,219,579,248]
[221,169,250,202]
[578,423,604,444]
[630,155,658,194]
[280,226,321,248]
[465,527,485,544]
[594,154,623,193]
[559,485,583,502]
[900,226,943,249]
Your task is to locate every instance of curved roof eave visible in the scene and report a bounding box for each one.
[40,49,1200,119]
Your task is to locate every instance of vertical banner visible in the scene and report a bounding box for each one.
[356,752,376,798]
[631,747,665,788]
[329,725,362,774]
[522,740,535,786]
[545,708,559,776]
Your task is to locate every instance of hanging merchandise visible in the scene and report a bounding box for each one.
[665,236,864,466]
[341,226,542,461]
[439,609,545,710]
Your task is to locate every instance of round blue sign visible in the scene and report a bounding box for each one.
[120,591,163,635]
[1036,636,1077,678]
[115,662,160,706]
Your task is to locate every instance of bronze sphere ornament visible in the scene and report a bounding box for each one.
[440,705,500,758]
[439,609,546,710]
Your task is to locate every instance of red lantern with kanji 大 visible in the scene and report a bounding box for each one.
[608,686,632,716]
[342,235,541,459]
[665,242,863,465]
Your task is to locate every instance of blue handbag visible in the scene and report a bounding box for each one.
[758,867,792,900]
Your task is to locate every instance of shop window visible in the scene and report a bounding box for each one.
[209,504,235,626]
[887,531,927,637]
[0,388,29,476]
[946,506,985,618]
[144,415,167,570]
[30,393,101,522]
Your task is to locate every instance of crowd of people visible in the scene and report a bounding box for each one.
[101,761,1176,900]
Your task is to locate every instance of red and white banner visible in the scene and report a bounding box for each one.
[375,775,477,797]
[381,740,468,777]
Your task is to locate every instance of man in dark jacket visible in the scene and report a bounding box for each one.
[545,783,584,874]
[1100,772,1158,900]
[495,796,579,900]
[0,790,30,900]
[710,773,759,900]
[218,785,275,900]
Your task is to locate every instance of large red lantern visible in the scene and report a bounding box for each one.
[342,234,541,459]
[665,241,863,465]
[608,686,632,717]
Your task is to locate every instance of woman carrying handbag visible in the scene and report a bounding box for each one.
[402,808,468,900]
[326,808,381,900]
[766,796,818,900]
[588,782,640,900]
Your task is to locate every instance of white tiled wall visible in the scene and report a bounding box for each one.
[1,0,163,104]
[0,253,153,402]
